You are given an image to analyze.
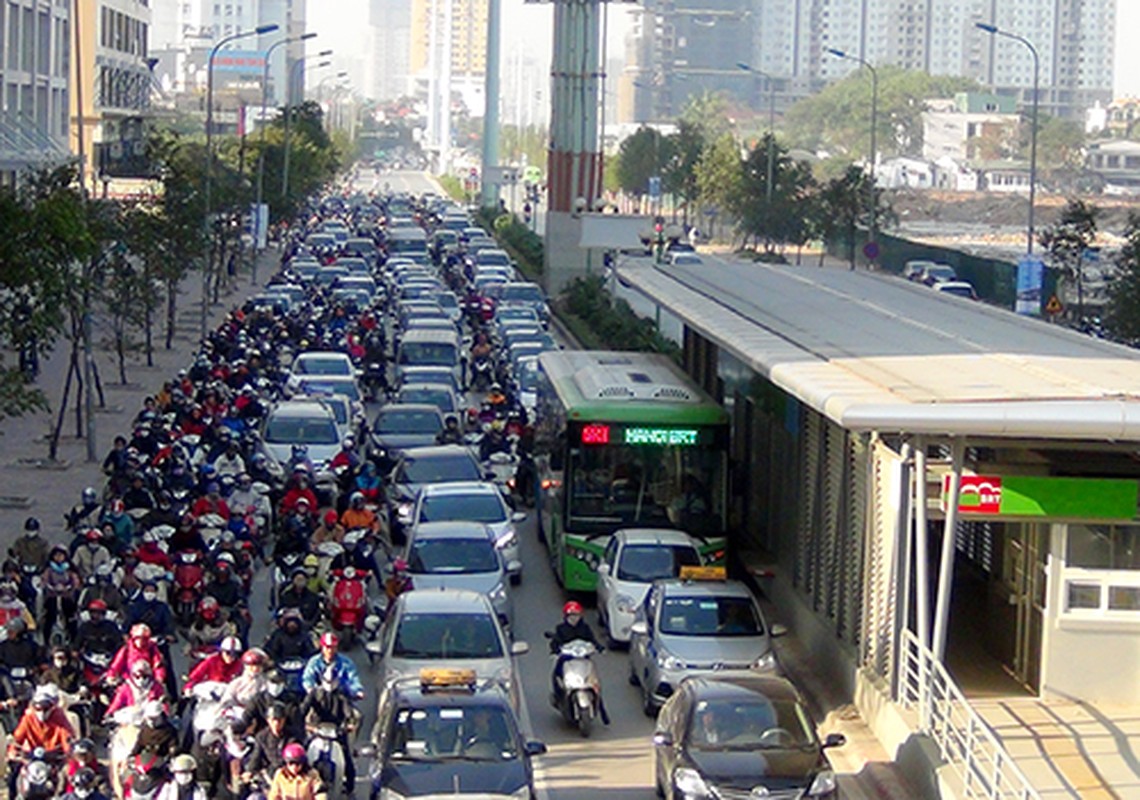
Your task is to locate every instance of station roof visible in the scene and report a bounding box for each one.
[616,256,1140,441]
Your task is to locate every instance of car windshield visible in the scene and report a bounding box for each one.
[321,401,349,425]
[399,388,455,412]
[295,358,351,376]
[392,612,503,659]
[264,416,338,445]
[686,698,815,750]
[377,410,442,435]
[419,494,505,524]
[477,253,510,266]
[298,380,361,402]
[940,285,973,298]
[409,538,499,574]
[399,342,458,366]
[502,285,543,303]
[400,454,481,484]
[658,595,763,637]
[388,703,517,761]
[928,266,955,280]
[617,544,701,582]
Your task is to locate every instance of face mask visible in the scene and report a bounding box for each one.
[53,659,67,669]
[50,561,68,573]
[134,677,152,690]
[36,710,49,722]
[268,682,284,697]
[86,542,99,550]
[174,773,194,786]
[143,591,158,602]
[76,790,92,799]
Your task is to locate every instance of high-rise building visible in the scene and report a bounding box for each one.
[369,0,413,102]
[0,0,72,184]
[410,0,487,112]
[621,0,1116,123]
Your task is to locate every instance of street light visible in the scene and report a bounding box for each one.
[254,31,317,262]
[826,48,878,250]
[976,22,1040,255]
[202,22,279,340]
[318,71,349,101]
[282,54,332,202]
[736,62,779,205]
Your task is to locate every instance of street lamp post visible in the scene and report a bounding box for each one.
[736,63,778,205]
[202,23,279,340]
[282,54,332,204]
[255,31,317,265]
[826,48,878,251]
[976,22,1039,255]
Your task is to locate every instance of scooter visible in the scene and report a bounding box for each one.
[328,568,367,648]
[172,550,205,628]
[13,747,63,800]
[307,722,350,800]
[545,636,605,738]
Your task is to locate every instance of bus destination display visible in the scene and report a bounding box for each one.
[578,423,704,447]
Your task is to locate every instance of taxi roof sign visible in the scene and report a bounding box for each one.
[679,565,726,581]
[419,668,477,689]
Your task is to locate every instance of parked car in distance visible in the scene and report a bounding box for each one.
[918,263,957,286]
[934,280,978,300]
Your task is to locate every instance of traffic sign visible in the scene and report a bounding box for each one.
[862,241,880,261]
[1045,295,1064,315]
[648,176,661,200]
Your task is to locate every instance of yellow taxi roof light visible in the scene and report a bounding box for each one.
[419,668,478,689]
[679,565,727,581]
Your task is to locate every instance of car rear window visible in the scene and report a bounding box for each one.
[659,595,762,637]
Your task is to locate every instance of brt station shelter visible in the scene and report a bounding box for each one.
[616,255,1140,790]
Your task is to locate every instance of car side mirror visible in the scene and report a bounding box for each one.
[510,641,530,655]
[523,740,547,757]
[630,621,648,637]
[652,732,673,747]
[823,732,846,749]
[510,511,527,523]
[506,560,523,575]
[770,623,788,638]
[596,563,610,577]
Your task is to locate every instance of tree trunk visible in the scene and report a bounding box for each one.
[165,279,177,350]
[116,327,127,384]
[92,358,106,408]
[48,343,78,461]
[144,287,154,366]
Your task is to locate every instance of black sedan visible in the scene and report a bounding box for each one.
[652,675,845,799]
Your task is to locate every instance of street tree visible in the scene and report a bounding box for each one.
[1106,212,1140,344]
[810,166,892,268]
[1039,198,1099,319]
[663,119,708,225]
[733,135,816,254]
[615,126,670,204]
[695,132,742,240]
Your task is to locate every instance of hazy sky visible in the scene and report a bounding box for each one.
[314,1,1140,100]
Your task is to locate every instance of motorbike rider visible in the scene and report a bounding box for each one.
[74,599,123,660]
[0,579,37,631]
[191,482,231,521]
[41,544,81,644]
[249,704,295,777]
[108,623,169,689]
[140,492,181,534]
[10,517,50,596]
[328,436,360,473]
[156,754,206,800]
[312,511,344,547]
[213,440,246,479]
[204,557,248,639]
[126,580,177,646]
[183,635,243,693]
[352,462,382,505]
[40,646,82,695]
[277,498,316,556]
[64,740,111,795]
[277,570,323,627]
[101,500,135,555]
[122,473,156,514]
[185,597,233,656]
[280,472,318,518]
[339,492,380,535]
[65,489,102,532]
[79,562,125,620]
[0,618,45,696]
[129,700,179,760]
[73,530,113,581]
[264,608,316,670]
[267,743,326,800]
[8,686,75,796]
[300,666,358,797]
[219,648,269,709]
[105,659,164,720]
[548,601,610,724]
[435,415,463,445]
[228,474,271,537]
[301,633,364,700]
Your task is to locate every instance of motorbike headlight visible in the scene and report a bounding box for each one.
[808,770,837,796]
[495,530,517,549]
[673,767,711,799]
[396,502,413,522]
[752,651,778,673]
[615,594,637,614]
[656,650,684,670]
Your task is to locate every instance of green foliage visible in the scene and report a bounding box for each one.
[500,125,548,170]
[733,135,816,252]
[559,275,679,357]
[695,133,742,221]
[814,166,893,267]
[784,66,977,160]
[663,119,708,218]
[615,126,670,197]
[475,209,544,280]
[437,174,465,202]
[1106,213,1140,343]
[1039,198,1099,317]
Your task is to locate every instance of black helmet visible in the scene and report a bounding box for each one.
[73,768,97,790]
[23,517,40,532]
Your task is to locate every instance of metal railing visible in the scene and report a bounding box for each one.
[898,630,1040,800]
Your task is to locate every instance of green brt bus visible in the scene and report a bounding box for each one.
[535,351,730,591]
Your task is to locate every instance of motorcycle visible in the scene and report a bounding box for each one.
[545,636,604,738]
[271,551,306,607]
[12,747,63,800]
[328,568,367,648]
[470,355,493,392]
[276,657,307,694]
[306,720,352,800]
[363,362,387,401]
[172,550,205,628]
[79,650,114,724]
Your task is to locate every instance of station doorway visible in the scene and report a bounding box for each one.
[945,520,1045,696]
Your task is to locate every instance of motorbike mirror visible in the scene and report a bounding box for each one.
[652,732,673,747]
[364,641,384,656]
[510,512,527,523]
[509,641,529,656]
[596,563,610,577]
[630,621,649,637]
[484,471,495,481]
[523,741,547,757]
[542,631,553,639]
[357,744,377,758]
[823,732,846,749]
[506,560,523,575]
[770,623,788,638]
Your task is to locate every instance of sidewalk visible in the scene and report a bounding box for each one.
[0,253,275,552]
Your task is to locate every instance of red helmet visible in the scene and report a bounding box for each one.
[87,599,108,612]
[563,601,583,617]
[323,510,338,527]
[282,743,306,763]
[130,623,152,641]
[198,597,220,620]
[220,636,242,654]
[319,632,339,649]
[242,648,267,666]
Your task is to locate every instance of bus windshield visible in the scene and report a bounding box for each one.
[566,441,725,536]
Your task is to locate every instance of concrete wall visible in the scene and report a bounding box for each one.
[542,211,588,297]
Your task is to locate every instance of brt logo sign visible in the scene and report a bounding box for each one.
[943,475,1001,514]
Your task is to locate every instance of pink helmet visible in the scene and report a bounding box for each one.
[282,743,306,763]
